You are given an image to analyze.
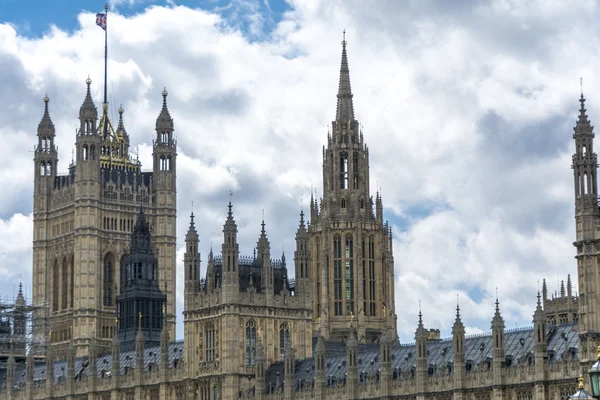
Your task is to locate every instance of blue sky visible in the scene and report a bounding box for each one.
[0,0,596,343]
[2,0,292,38]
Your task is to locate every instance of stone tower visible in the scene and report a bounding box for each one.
[31,79,177,356]
[182,201,312,398]
[308,34,397,342]
[572,91,600,366]
[116,206,166,352]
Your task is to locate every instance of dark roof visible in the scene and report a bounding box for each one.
[265,323,579,393]
[8,341,184,389]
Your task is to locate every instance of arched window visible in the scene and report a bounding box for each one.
[167,155,172,171]
[368,236,376,316]
[583,145,587,156]
[245,320,257,367]
[52,259,59,312]
[103,253,115,307]
[206,323,216,361]
[90,145,95,160]
[46,162,52,176]
[70,254,74,308]
[61,256,68,310]
[345,235,354,316]
[584,173,589,194]
[279,322,290,361]
[353,153,359,189]
[333,236,343,316]
[340,153,349,189]
[82,145,88,161]
[40,162,46,176]
[315,237,321,317]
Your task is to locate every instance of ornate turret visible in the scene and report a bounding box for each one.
[116,206,167,352]
[257,217,272,294]
[309,33,396,342]
[75,77,101,183]
[294,209,310,301]
[415,310,428,393]
[452,303,466,389]
[221,198,239,293]
[184,211,201,296]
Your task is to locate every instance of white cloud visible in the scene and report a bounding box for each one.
[0,0,594,342]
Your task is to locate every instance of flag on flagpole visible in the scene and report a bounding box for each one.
[96,13,107,30]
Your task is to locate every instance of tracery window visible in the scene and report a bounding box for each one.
[316,237,321,317]
[103,253,114,307]
[368,236,376,316]
[279,322,290,361]
[340,153,348,189]
[333,236,343,316]
[245,320,257,367]
[345,235,354,315]
[206,323,216,361]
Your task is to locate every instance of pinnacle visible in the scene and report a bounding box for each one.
[80,76,98,118]
[156,87,173,131]
[575,92,593,134]
[335,31,355,123]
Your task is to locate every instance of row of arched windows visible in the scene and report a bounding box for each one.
[159,155,172,171]
[81,144,96,161]
[39,161,52,176]
[103,216,135,232]
[39,137,52,152]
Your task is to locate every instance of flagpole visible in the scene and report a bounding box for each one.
[103,3,108,138]
[103,3,108,106]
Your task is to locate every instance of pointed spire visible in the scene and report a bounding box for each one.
[186,211,198,239]
[567,274,572,296]
[335,30,355,123]
[38,94,54,132]
[80,76,97,119]
[156,87,173,131]
[299,209,305,229]
[492,292,504,327]
[575,82,593,134]
[537,290,542,309]
[117,105,127,134]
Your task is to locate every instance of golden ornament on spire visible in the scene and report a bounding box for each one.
[579,375,585,389]
[597,345,600,360]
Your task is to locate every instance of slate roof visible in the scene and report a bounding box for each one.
[6,341,184,390]
[265,323,579,393]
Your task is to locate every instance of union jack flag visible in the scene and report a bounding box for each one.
[96,13,106,31]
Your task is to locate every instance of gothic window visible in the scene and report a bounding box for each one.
[61,256,68,310]
[167,155,172,171]
[362,240,367,318]
[40,162,46,176]
[333,236,343,316]
[345,235,354,315]
[279,323,290,361]
[206,323,216,361]
[69,254,74,309]
[340,153,349,189]
[52,259,59,312]
[315,237,321,317]
[245,320,257,367]
[90,145,95,160]
[82,145,88,161]
[103,253,115,307]
[213,386,219,400]
[368,236,376,317]
[584,173,589,194]
[161,132,169,144]
[353,153,359,189]
[46,162,52,176]
[583,145,587,156]
[341,199,346,209]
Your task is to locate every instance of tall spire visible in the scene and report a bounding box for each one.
[335,30,355,123]
[156,87,173,131]
[575,88,593,133]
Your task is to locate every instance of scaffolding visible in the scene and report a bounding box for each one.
[0,284,50,365]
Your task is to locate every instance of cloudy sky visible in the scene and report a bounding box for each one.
[0,0,596,343]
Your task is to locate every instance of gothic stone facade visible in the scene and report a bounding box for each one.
[32,82,177,357]
[2,37,595,400]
